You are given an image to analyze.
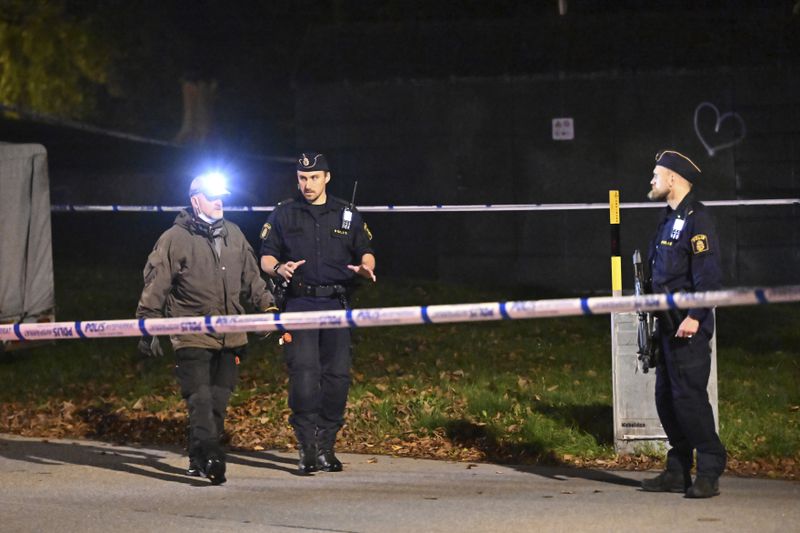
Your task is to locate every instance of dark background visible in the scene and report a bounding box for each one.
[2,1,798,293]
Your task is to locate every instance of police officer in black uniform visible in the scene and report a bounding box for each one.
[640,150,727,498]
[260,152,376,474]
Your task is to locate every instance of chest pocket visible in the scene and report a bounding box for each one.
[283,226,311,259]
[328,227,353,263]
[657,243,689,280]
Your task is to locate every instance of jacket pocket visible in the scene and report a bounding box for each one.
[671,333,711,372]
[661,247,689,280]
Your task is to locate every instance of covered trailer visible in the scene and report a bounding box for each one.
[0,143,55,351]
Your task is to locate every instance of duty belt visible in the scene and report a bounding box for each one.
[291,282,347,298]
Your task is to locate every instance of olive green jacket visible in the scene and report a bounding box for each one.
[136,210,274,351]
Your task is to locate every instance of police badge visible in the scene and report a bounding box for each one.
[260,222,272,240]
[691,234,710,254]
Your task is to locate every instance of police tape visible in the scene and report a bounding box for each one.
[2,285,799,342]
[49,198,800,213]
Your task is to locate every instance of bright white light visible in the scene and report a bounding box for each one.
[190,171,231,198]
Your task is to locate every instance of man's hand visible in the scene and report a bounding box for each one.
[676,316,700,338]
[347,263,376,282]
[137,335,164,357]
[276,259,306,281]
[234,346,248,363]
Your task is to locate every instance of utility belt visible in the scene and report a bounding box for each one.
[290,281,348,299]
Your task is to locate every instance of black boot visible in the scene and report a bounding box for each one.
[316,449,343,472]
[298,446,318,475]
[641,470,689,493]
[186,456,202,477]
[204,457,227,485]
[686,476,720,498]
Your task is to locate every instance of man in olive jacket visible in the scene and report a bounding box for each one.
[136,173,274,485]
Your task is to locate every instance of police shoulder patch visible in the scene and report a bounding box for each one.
[260,222,272,240]
[691,234,709,254]
[363,222,373,241]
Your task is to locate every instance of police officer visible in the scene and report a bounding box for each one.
[136,172,275,485]
[260,152,376,474]
[641,150,727,498]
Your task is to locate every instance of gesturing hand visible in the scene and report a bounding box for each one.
[347,263,376,282]
[277,259,306,281]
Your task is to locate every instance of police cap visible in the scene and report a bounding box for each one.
[655,150,701,183]
[297,152,330,172]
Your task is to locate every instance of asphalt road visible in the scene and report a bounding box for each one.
[0,434,797,533]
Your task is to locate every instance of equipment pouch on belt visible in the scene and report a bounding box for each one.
[270,277,289,312]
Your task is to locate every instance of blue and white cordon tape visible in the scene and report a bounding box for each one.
[49,198,800,213]
[2,285,799,342]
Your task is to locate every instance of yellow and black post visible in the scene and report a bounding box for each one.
[609,188,669,453]
[609,190,622,296]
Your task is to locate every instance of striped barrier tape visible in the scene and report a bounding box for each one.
[2,285,799,342]
[49,198,800,213]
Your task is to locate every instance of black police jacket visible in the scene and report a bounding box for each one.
[647,192,722,331]
[260,195,374,287]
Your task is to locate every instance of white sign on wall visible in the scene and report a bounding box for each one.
[552,118,574,140]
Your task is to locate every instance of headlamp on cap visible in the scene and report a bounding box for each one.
[189,171,231,199]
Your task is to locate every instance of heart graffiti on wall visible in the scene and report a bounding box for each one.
[693,102,747,157]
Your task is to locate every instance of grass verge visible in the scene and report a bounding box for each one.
[1,264,798,479]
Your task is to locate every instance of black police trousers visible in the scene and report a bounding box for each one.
[284,296,351,451]
[174,347,240,463]
[655,330,727,478]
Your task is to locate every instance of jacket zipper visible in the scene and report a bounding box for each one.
[207,232,228,347]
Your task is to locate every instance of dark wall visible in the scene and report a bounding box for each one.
[0,117,296,208]
[295,65,800,292]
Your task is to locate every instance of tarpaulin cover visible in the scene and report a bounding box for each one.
[0,143,54,324]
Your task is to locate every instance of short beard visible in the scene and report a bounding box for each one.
[647,189,667,201]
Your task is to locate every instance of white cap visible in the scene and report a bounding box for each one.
[189,172,230,198]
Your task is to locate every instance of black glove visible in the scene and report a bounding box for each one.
[137,335,164,358]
